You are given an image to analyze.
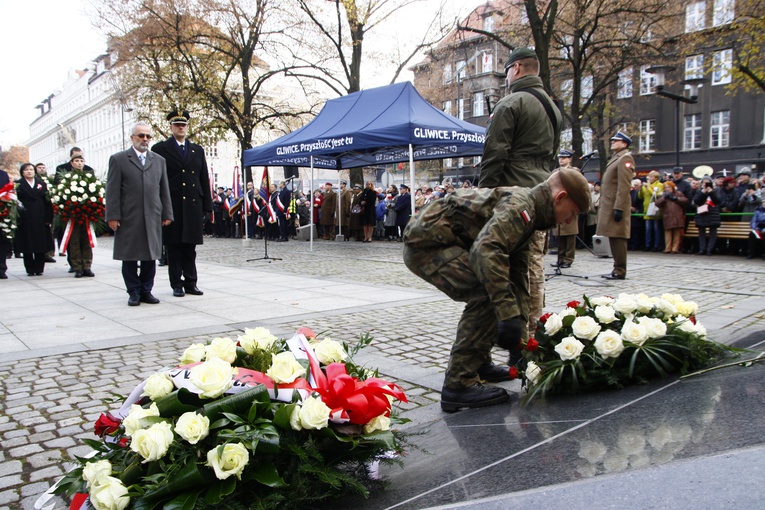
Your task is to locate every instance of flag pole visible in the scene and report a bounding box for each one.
[310,156,314,252]
[246,166,281,263]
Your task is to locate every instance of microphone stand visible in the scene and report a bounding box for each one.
[247,190,281,263]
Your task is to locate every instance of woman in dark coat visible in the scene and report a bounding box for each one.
[656,181,689,254]
[15,163,54,276]
[693,176,722,256]
[359,181,378,242]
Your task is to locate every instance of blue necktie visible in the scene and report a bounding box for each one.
[139,153,146,166]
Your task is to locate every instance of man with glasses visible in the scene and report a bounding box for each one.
[477,47,562,380]
[106,122,173,306]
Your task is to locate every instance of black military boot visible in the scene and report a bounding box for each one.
[440,384,509,412]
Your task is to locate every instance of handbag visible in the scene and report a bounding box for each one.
[645,191,659,216]
[351,205,363,214]
[696,203,709,214]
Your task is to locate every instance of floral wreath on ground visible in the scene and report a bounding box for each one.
[49,327,408,510]
[510,293,738,403]
[51,171,106,253]
[0,181,19,241]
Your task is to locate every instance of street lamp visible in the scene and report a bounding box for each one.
[646,66,707,169]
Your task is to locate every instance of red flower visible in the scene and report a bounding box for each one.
[118,437,130,448]
[525,338,539,351]
[689,316,697,325]
[567,300,581,309]
[539,313,552,324]
[94,413,121,437]
[509,366,519,380]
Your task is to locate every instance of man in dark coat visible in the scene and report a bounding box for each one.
[393,183,412,240]
[106,122,173,306]
[152,110,213,297]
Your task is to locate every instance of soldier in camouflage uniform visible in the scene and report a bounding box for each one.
[403,169,590,412]
[478,47,562,361]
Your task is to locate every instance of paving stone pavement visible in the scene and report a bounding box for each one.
[0,236,764,509]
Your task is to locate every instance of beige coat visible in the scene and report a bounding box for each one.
[596,149,635,239]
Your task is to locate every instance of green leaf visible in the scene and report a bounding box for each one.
[162,490,201,510]
[153,388,203,417]
[252,462,287,487]
[272,403,296,430]
[202,385,270,421]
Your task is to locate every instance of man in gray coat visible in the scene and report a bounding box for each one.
[106,122,174,306]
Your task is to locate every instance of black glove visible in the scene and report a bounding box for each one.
[758,221,765,229]
[669,194,677,200]
[613,209,623,222]
[497,316,525,351]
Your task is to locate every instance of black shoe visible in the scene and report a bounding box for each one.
[74,270,83,278]
[477,363,513,382]
[440,384,510,413]
[184,286,204,296]
[35,273,43,276]
[173,288,185,297]
[128,294,141,306]
[68,267,75,273]
[140,292,160,304]
[158,260,166,267]
[45,257,56,263]
[551,261,572,268]
[0,273,7,279]
[82,269,95,277]
[601,272,625,280]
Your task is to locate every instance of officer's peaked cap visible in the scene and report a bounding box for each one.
[610,131,632,145]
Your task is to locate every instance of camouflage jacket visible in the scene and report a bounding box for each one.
[403,183,556,321]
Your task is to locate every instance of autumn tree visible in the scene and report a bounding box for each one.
[0,146,30,177]
[93,0,322,180]
[710,0,765,93]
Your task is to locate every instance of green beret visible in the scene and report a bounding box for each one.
[504,48,537,71]
[558,167,591,213]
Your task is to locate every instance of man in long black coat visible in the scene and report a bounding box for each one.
[152,110,213,297]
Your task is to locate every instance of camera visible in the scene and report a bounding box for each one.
[704,182,713,189]
[748,183,756,190]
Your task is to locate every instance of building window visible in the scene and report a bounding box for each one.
[443,63,452,84]
[685,54,704,80]
[713,0,734,26]
[443,100,452,115]
[710,110,730,147]
[483,16,494,32]
[481,52,493,73]
[639,119,656,153]
[684,113,702,150]
[640,65,657,95]
[456,60,467,80]
[581,75,593,102]
[206,145,218,158]
[618,67,633,98]
[473,92,485,116]
[712,49,733,85]
[686,2,706,33]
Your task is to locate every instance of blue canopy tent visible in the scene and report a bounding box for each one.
[242,81,486,246]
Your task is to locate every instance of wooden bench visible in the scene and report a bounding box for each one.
[685,213,753,240]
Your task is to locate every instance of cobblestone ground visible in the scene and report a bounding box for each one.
[1,236,764,509]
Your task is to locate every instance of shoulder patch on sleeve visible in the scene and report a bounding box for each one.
[625,162,632,168]
[521,210,531,224]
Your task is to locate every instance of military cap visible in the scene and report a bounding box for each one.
[738,168,751,176]
[610,130,632,145]
[400,183,409,190]
[558,167,590,213]
[353,184,361,189]
[672,166,685,174]
[504,47,537,71]
[558,149,574,158]
[167,109,190,124]
[325,182,333,186]
[340,180,348,185]
[70,153,84,162]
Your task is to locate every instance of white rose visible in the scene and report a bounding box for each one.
[655,298,677,317]
[635,294,655,314]
[637,316,667,339]
[694,321,707,338]
[205,337,237,363]
[238,327,277,355]
[544,313,563,336]
[363,414,391,434]
[677,318,697,334]
[266,352,306,384]
[180,343,207,364]
[123,402,160,436]
[89,476,130,510]
[660,293,684,308]
[298,396,331,430]
[80,180,87,186]
[289,405,303,431]
[206,443,249,480]
[612,293,637,314]
[571,316,601,340]
[560,307,577,318]
[174,412,210,444]
[190,358,234,398]
[90,196,97,202]
[130,421,174,463]
[141,372,175,400]
[589,296,615,307]
[525,361,542,385]
[313,338,347,364]
[72,196,80,202]
[621,320,649,346]
[89,183,97,192]
[82,460,112,488]
[70,182,78,190]
[594,330,625,359]
[594,305,618,324]
[554,336,585,360]
[676,301,698,317]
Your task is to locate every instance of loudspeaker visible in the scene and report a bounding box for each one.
[592,235,612,258]
[296,224,317,241]
[284,166,299,179]
[349,167,364,188]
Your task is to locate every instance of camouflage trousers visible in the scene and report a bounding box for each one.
[403,244,501,389]
[527,230,546,336]
[67,223,93,271]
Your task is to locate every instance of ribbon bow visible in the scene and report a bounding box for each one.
[0,182,17,202]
